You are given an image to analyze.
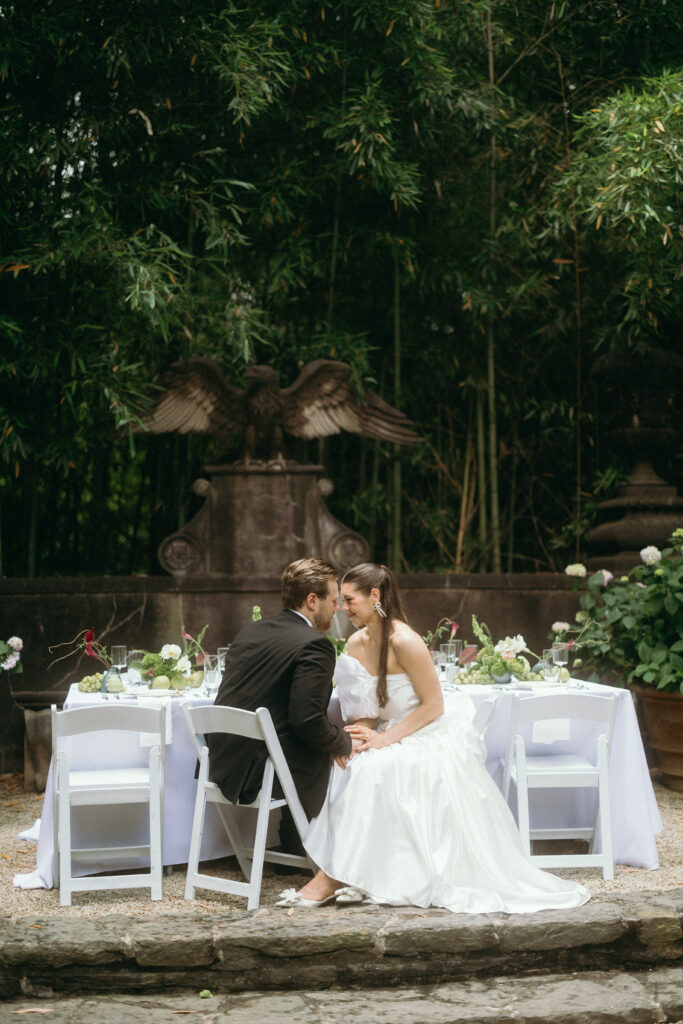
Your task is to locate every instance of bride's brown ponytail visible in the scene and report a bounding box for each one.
[341,563,407,707]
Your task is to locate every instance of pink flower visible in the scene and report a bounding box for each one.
[8,636,23,651]
[183,630,192,640]
[2,652,19,670]
[599,570,614,586]
[450,622,459,638]
[84,628,97,658]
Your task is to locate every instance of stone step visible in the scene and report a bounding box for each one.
[2,967,682,1024]
[1,890,681,1000]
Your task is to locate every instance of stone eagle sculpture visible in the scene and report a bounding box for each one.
[135,357,421,459]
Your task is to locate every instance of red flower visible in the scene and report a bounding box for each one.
[84,628,97,658]
[568,639,574,649]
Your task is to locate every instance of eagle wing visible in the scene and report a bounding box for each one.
[281,360,421,445]
[134,358,247,443]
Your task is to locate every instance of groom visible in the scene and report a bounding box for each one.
[208,557,352,853]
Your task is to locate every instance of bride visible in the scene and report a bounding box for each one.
[277,562,590,913]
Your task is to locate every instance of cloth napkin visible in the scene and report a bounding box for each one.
[136,696,173,746]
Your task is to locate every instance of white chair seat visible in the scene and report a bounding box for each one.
[68,768,152,789]
[516,753,598,774]
[51,703,165,906]
[502,693,617,880]
[181,702,314,910]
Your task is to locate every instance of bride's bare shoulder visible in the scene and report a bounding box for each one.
[390,622,427,660]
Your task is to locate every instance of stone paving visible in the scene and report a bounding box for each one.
[1,967,682,1024]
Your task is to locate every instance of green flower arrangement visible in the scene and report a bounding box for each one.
[465,616,538,685]
[560,530,683,693]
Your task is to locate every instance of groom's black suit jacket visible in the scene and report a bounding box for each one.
[208,609,351,819]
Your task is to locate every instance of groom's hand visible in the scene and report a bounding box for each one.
[332,737,363,769]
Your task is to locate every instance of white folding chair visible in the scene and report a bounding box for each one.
[181,702,314,909]
[472,698,496,740]
[501,692,617,880]
[51,703,166,906]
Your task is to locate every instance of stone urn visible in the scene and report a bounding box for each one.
[630,684,683,792]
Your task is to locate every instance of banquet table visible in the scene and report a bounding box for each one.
[329,677,662,870]
[14,683,278,890]
[16,675,661,891]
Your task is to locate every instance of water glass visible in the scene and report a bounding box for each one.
[217,646,231,672]
[430,650,443,672]
[542,649,560,683]
[552,642,570,679]
[440,641,462,665]
[126,649,146,684]
[110,645,128,674]
[203,655,220,697]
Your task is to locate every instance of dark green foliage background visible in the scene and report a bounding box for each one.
[1,1,681,576]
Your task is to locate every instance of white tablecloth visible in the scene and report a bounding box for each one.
[15,685,277,890]
[330,679,661,870]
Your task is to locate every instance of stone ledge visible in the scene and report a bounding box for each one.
[1,891,681,999]
[4,966,683,1024]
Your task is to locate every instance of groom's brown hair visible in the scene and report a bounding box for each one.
[281,557,338,610]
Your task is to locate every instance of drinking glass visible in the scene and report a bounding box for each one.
[110,646,128,675]
[430,650,443,673]
[542,649,560,683]
[552,642,570,679]
[217,646,231,672]
[126,649,145,685]
[203,655,220,698]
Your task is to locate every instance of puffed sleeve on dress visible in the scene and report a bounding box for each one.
[333,653,380,723]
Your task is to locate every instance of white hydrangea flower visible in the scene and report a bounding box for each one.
[8,636,23,651]
[640,545,662,566]
[565,563,587,578]
[160,643,182,661]
[598,570,614,585]
[494,634,527,659]
[551,621,571,633]
[175,655,192,675]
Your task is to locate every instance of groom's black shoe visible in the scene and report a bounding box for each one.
[271,862,305,877]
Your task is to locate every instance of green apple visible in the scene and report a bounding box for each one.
[150,675,170,689]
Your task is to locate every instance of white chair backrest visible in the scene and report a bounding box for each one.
[511,692,617,744]
[51,703,165,745]
[181,702,264,760]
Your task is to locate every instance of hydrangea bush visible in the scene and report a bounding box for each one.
[563,530,683,694]
[1,636,23,674]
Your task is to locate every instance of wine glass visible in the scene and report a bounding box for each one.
[110,646,127,678]
[217,646,231,672]
[552,642,570,680]
[440,641,462,688]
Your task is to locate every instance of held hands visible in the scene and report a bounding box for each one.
[332,734,365,770]
[345,723,385,752]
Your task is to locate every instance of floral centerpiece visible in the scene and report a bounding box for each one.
[1,636,23,675]
[462,616,538,685]
[50,626,209,692]
[129,627,209,690]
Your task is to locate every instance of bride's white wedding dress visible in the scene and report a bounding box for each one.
[304,653,590,914]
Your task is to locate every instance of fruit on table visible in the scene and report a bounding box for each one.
[150,675,170,689]
[105,673,124,692]
[188,671,204,688]
[78,673,104,692]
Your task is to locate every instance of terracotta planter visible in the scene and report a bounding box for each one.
[630,684,683,792]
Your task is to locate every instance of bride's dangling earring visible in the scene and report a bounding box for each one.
[373,600,386,619]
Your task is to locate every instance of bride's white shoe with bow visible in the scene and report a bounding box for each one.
[275,887,336,908]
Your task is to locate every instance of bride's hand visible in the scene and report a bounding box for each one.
[345,724,384,751]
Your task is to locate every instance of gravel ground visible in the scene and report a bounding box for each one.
[1,772,681,920]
